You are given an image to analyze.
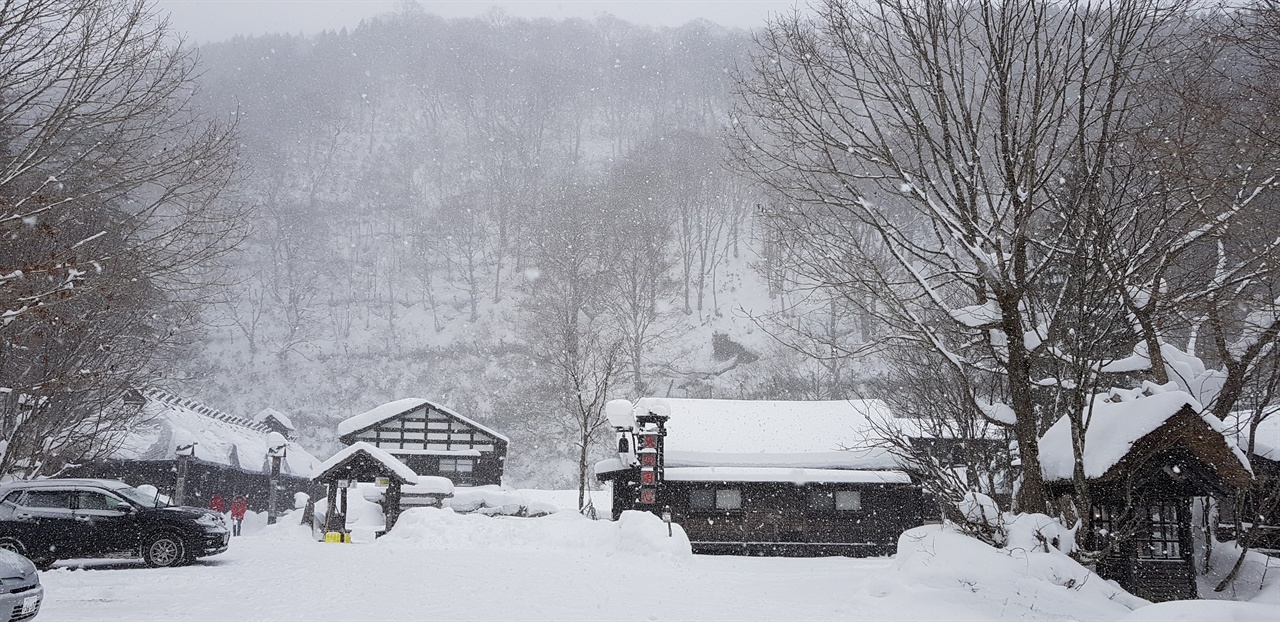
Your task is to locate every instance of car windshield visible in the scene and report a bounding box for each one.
[113,485,173,508]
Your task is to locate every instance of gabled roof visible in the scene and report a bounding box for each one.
[337,397,509,443]
[1039,383,1251,485]
[114,389,321,477]
[627,398,900,470]
[314,442,418,484]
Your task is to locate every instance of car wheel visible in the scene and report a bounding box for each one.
[0,538,54,570]
[141,532,186,568]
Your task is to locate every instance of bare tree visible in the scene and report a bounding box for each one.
[524,184,625,508]
[732,0,1198,514]
[0,0,243,475]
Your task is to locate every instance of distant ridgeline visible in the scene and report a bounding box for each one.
[67,388,323,508]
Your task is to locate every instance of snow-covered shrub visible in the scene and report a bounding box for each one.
[951,493,1077,557]
[887,525,1145,619]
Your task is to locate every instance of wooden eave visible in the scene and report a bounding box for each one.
[312,450,415,486]
[1093,405,1252,491]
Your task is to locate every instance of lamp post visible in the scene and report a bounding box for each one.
[266,432,288,525]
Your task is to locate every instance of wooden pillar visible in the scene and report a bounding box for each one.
[339,486,349,532]
[324,482,338,532]
[267,454,282,524]
[385,479,402,530]
[174,454,189,506]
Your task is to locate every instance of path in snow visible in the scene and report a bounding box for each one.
[37,529,1010,621]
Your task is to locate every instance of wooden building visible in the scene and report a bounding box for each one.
[68,388,323,509]
[596,398,929,557]
[337,398,509,486]
[1039,386,1254,602]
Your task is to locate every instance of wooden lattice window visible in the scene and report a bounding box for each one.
[439,458,474,473]
[1136,502,1183,560]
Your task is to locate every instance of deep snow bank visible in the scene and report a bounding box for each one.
[1119,600,1276,621]
[375,508,691,557]
[877,525,1146,621]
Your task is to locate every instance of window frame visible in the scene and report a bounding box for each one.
[1135,501,1185,560]
[439,457,475,473]
[18,488,74,512]
[805,486,864,516]
[686,486,744,514]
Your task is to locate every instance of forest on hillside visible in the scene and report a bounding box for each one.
[180,8,870,486]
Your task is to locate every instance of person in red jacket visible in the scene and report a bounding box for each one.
[230,495,247,536]
[209,493,225,514]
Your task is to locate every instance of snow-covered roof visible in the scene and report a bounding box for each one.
[630,398,900,470]
[1224,407,1280,462]
[1040,383,1250,481]
[403,476,454,496]
[113,389,321,478]
[314,441,419,484]
[253,408,296,431]
[337,397,509,443]
[664,467,912,484]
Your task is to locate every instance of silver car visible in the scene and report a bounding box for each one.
[0,548,40,621]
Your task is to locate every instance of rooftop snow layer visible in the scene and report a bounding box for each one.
[403,476,454,496]
[315,441,419,484]
[632,397,897,468]
[663,467,912,484]
[337,397,509,442]
[113,390,320,477]
[1039,383,1248,481]
[253,408,296,430]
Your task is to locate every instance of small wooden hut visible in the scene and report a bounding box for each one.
[1039,386,1253,602]
[312,442,421,532]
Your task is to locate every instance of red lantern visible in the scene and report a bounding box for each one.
[639,488,657,504]
[640,470,656,485]
[640,453,657,467]
[641,435,658,449]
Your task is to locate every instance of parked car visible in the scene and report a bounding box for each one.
[0,548,41,621]
[0,479,229,569]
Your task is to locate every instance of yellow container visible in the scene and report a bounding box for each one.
[324,532,350,543]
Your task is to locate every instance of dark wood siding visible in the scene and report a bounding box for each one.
[612,479,925,557]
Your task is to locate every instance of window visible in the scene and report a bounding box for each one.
[716,489,742,510]
[836,491,862,511]
[76,491,128,512]
[21,490,72,509]
[808,488,862,512]
[1137,502,1184,560]
[1,491,21,505]
[689,488,742,511]
[439,458,474,473]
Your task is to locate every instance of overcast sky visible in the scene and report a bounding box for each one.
[156,1,803,44]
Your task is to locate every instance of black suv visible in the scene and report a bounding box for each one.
[0,479,229,569]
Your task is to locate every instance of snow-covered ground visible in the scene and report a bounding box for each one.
[33,502,1277,622]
